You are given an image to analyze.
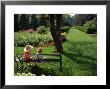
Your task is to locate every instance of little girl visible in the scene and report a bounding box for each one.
[23,45,33,63]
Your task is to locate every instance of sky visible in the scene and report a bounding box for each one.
[69,13,76,17]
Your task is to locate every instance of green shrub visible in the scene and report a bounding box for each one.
[14,32,53,47]
[37,26,49,34]
[61,26,70,33]
[83,17,97,34]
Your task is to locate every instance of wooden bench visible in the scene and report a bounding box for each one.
[14,53,62,73]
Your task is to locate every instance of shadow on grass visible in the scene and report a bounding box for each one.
[63,52,97,75]
[62,41,97,75]
[31,65,56,76]
[63,51,96,61]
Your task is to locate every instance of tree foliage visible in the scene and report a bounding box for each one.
[62,14,74,26]
[84,17,97,34]
[74,14,97,26]
[14,14,50,31]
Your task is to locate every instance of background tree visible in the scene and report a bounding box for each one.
[19,14,28,30]
[14,14,20,32]
[74,14,97,26]
[62,14,73,26]
[38,14,49,27]
[30,14,38,29]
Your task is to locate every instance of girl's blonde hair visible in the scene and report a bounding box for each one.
[24,45,33,53]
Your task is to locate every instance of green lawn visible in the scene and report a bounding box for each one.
[14,27,97,76]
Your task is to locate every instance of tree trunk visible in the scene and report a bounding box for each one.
[49,14,63,53]
[55,14,63,52]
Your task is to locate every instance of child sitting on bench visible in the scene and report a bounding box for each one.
[23,45,33,63]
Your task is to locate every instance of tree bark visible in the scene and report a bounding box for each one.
[55,14,63,52]
[49,14,63,53]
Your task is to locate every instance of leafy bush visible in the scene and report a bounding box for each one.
[76,17,97,34]
[83,17,97,34]
[61,26,70,33]
[37,26,49,34]
[14,32,53,47]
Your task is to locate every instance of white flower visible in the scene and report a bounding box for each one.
[16,58,19,62]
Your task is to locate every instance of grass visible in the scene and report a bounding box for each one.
[14,26,97,76]
[75,26,87,33]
